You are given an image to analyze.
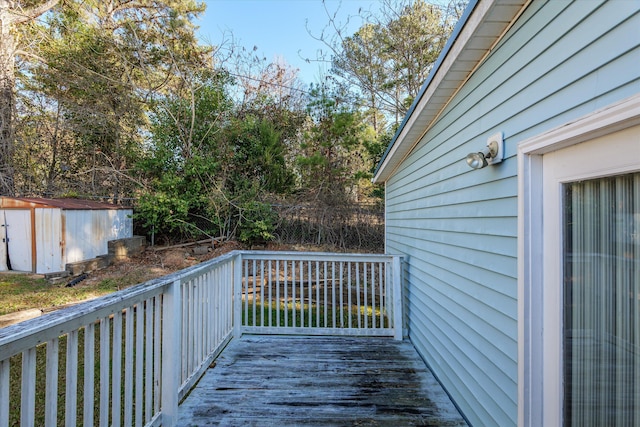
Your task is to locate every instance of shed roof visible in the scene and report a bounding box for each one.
[372,0,529,183]
[0,197,130,210]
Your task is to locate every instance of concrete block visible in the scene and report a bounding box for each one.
[109,235,146,260]
[192,245,210,255]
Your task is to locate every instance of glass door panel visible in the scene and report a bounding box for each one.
[563,172,640,426]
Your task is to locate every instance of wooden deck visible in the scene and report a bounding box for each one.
[177,335,468,426]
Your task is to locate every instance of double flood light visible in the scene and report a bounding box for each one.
[466,132,504,169]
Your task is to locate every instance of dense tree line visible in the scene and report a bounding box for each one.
[0,0,460,246]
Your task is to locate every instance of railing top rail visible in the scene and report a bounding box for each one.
[237,251,394,262]
[0,250,239,359]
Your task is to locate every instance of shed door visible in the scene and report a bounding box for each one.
[0,210,33,272]
[35,208,63,273]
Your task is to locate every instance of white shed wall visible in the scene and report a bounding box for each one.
[63,209,133,264]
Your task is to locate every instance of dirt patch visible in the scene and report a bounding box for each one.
[82,240,246,288]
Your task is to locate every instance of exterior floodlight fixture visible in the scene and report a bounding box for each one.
[465,132,504,169]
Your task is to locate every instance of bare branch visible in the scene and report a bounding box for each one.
[11,0,59,24]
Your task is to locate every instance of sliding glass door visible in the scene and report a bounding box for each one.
[563,173,640,426]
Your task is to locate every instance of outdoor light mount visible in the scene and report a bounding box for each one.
[465,132,504,169]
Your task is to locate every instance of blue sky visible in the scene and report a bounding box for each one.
[196,0,381,84]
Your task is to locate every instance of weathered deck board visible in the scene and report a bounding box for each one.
[177,335,468,426]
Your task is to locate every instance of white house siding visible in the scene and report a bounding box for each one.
[385,1,640,425]
[63,209,133,264]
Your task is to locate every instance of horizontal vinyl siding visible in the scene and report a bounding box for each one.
[385,1,640,426]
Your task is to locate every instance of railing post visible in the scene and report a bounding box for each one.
[162,279,182,426]
[392,256,403,341]
[233,253,243,338]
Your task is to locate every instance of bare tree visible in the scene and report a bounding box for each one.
[308,0,463,130]
[0,0,58,195]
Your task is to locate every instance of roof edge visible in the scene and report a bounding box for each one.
[373,0,480,183]
[0,197,131,210]
[373,0,530,183]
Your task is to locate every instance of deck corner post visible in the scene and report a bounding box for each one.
[161,279,182,426]
[392,256,403,341]
[233,252,243,338]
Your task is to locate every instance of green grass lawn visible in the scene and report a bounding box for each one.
[0,270,163,317]
[0,274,120,316]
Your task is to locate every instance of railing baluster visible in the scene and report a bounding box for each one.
[145,298,154,424]
[308,261,313,327]
[212,265,218,353]
[323,261,328,328]
[315,261,320,327]
[84,323,95,427]
[268,260,272,327]
[21,347,36,427]
[299,260,304,327]
[154,297,161,414]
[284,260,289,327]
[212,267,216,340]
[99,317,110,427]
[364,262,369,330]
[276,260,281,327]
[204,274,209,356]
[124,307,134,426]
[291,260,296,327]
[252,260,257,327]
[339,262,344,328]
[66,330,78,427]
[243,260,248,327]
[378,262,385,328]
[188,279,195,376]
[46,338,59,426]
[210,268,215,344]
[136,302,144,426]
[261,260,266,327]
[357,263,362,328]
[181,283,188,382]
[331,261,336,328]
[112,311,122,427]
[347,262,351,328]
[371,263,377,328]
[194,277,202,370]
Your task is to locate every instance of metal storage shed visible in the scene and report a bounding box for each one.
[0,197,133,274]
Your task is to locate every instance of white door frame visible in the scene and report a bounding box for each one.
[517,93,640,426]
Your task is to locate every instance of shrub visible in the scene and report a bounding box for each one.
[238,201,277,245]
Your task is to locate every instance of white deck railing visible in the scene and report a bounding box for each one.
[236,252,402,339]
[0,250,402,426]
